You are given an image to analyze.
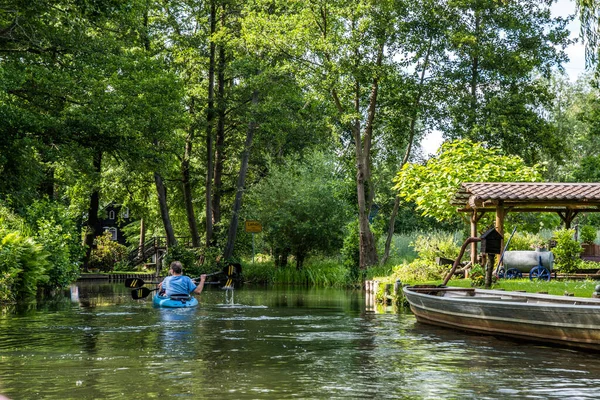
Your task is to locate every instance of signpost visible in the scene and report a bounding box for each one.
[245,220,262,263]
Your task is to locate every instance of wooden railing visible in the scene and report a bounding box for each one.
[128,236,193,266]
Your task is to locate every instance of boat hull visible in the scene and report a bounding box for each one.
[152,294,198,308]
[403,286,600,351]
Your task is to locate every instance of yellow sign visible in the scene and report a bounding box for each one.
[245,220,262,233]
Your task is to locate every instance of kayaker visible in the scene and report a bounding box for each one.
[158,261,206,296]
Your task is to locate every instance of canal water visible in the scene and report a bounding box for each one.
[1,282,600,399]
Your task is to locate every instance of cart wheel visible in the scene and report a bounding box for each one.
[496,267,505,279]
[506,268,523,279]
[529,266,551,281]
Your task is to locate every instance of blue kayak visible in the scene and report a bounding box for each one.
[152,294,199,308]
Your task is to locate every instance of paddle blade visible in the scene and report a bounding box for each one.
[125,278,146,288]
[131,287,154,299]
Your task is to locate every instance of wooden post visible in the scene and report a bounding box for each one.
[485,253,495,289]
[470,211,478,266]
[495,203,505,253]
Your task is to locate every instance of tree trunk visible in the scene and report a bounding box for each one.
[381,196,401,266]
[213,35,226,229]
[182,99,201,247]
[223,90,258,260]
[82,151,102,271]
[469,12,481,129]
[354,46,382,269]
[154,172,177,247]
[381,39,432,265]
[137,217,146,260]
[205,0,217,247]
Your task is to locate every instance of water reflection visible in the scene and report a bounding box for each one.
[0,283,599,399]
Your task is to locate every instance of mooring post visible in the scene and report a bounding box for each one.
[394,279,402,295]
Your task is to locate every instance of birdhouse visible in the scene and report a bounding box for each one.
[480,227,503,255]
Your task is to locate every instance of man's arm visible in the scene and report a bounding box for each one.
[193,274,206,294]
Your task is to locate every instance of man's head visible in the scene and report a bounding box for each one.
[170,261,183,275]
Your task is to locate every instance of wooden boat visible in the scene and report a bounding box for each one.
[152,293,199,308]
[403,285,600,351]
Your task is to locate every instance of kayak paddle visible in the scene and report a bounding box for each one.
[126,263,243,289]
[131,287,159,299]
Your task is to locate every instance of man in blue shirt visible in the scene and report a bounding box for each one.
[158,261,206,296]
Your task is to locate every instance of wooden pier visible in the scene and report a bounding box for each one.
[77,273,158,282]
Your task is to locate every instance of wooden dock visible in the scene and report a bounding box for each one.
[77,273,158,282]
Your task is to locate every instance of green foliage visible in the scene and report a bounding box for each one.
[0,205,50,301]
[0,231,49,302]
[552,229,583,274]
[240,258,350,287]
[24,200,82,288]
[341,220,361,281]
[507,232,547,250]
[383,231,465,284]
[469,265,486,287]
[163,245,202,278]
[247,152,351,268]
[273,258,350,287]
[580,225,597,244]
[89,232,128,273]
[378,232,420,266]
[410,231,464,262]
[394,139,543,222]
[241,261,277,284]
[389,259,445,284]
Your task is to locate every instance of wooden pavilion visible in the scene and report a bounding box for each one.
[451,182,600,264]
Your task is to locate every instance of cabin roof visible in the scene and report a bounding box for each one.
[452,182,600,212]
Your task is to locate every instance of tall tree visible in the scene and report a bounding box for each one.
[245,0,409,268]
[439,0,571,163]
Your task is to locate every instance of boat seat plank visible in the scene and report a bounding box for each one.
[409,287,476,293]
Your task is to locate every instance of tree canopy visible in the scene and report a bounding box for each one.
[394,139,544,222]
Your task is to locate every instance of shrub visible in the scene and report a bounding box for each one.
[507,232,547,250]
[24,200,82,288]
[0,231,49,301]
[389,259,445,283]
[89,232,128,272]
[552,229,582,274]
[0,205,50,301]
[469,264,486,287]
[410,231,463,262]
[580,225,597,245]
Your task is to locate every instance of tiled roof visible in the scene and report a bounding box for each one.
[453,182,600,210]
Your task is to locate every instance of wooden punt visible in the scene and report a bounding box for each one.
[403,285,600,351]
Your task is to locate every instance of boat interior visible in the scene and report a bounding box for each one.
[407,286,600,306]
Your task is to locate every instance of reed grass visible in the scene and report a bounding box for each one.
[241,257,350,287]
[378,232,420,266]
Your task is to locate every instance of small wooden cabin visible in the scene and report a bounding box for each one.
[96,203,131,245]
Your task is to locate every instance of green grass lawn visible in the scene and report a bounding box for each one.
[444,278,600,298]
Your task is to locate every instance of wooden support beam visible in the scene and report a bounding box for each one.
[495,202,505,253]
[470,210,485,266]
[459,207,600,213]
[557,209,580,229]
